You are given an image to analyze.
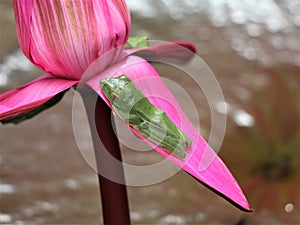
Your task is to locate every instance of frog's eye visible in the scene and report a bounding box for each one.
[111,92,119,100]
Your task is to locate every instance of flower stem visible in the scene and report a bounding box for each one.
[79,87,131,225]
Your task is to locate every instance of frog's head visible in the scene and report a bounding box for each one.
[100,75,136,109]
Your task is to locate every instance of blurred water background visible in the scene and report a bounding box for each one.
[1,0,299,224]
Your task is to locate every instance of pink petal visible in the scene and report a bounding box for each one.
[125,41,196,64]
[0,74,77,120]
[86,56,251,211]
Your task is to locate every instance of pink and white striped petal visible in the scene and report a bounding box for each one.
[0,74,77,120]
[86,56,251,211]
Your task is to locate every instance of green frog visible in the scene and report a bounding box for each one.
[100,75,191,159]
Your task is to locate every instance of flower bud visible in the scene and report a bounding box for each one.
[14,0,130,79]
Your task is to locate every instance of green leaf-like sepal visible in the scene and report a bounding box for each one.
[125,36,148,49]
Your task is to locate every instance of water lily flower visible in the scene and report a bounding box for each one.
[0,0,251,211]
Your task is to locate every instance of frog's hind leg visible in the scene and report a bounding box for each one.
[134,121,186,159]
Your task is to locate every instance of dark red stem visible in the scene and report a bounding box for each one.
[79,87,131,225]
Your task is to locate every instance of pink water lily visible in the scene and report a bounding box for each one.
[0,0,251,212]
